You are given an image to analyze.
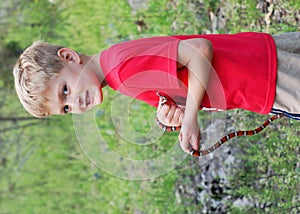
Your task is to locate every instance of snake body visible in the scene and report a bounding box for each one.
[157,114,282,156]
[156,92,283,157]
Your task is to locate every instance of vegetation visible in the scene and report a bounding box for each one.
[0,0,299,213]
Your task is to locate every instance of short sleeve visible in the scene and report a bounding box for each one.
[100,36,181,92]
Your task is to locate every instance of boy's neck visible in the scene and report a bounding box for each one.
[82,54,107,87]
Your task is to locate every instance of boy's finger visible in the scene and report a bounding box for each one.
[161,106,174,124]
[179,113,184,123]
[191,130,201,151]
[173,108,182,123]
[157,103,170,115]
[178,132,191,154]
[190,139,199,151]
[166,105,176,119]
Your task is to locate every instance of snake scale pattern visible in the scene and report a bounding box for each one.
[156,92,283,157]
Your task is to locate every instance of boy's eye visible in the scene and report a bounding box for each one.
[63,85,68,95]
[63,105,70,113]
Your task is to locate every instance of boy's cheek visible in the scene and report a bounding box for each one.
[93,87,103,106]
[99,87,103,103]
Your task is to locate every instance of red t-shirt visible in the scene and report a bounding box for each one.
[100,33,277,114]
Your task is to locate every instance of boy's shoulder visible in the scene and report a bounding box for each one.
[104,36,180,54]
[100,36,180,70]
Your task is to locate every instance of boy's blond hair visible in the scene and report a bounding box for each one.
[13,41,64,117]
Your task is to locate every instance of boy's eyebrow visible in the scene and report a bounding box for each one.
[51,80,63,115]
[57,83,65,115]
[56,82,61,101]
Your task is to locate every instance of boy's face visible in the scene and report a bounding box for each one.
[46,61,103,115]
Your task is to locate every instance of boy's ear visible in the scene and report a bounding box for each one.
[57,48,81,64]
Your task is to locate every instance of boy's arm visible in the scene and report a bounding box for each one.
[177,38,213,153]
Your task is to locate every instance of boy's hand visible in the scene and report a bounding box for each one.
[156,99,200,153]
[179,118,201,154]
[156,103,184,127]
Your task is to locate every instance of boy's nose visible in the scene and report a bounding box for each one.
[65,95,82,111]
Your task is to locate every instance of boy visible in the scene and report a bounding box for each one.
[13,32,300,155]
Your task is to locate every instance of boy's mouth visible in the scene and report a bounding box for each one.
[86,90,91,107]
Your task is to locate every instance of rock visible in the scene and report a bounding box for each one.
[175,114,252,213]
[127,0,148,12]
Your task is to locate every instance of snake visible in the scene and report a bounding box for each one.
[156,92,283,157]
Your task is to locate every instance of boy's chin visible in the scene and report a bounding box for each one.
[93,87,103,106]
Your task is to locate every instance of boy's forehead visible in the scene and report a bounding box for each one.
[45,77,62,115]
